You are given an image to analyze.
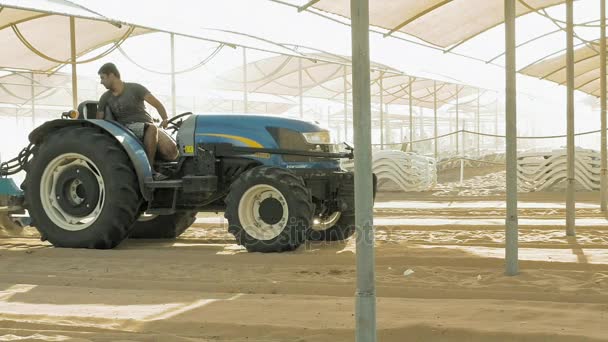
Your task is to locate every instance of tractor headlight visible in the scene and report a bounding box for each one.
[61,110,79,120]
[301,131,331,144]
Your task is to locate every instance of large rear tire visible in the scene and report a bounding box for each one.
[23,126,142,249]
[225,166,312,252]
[129,211,197,238]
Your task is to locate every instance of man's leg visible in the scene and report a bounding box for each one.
[157,129,179,161]
[143,123,159,166]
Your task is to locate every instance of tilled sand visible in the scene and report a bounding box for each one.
[0,190,606,341]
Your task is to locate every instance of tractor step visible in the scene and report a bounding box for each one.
[144,208,176,215]
[145,179,183,188]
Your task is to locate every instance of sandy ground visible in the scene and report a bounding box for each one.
[0,168,606,341]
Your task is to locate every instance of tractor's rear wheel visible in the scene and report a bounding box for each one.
[23,126,141,249]
[129,211,197,238]
[225,166,313,252]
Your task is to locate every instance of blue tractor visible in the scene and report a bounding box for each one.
[0,101,375,252]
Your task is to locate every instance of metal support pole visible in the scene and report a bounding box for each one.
[495,95,500,152]
[299,58,304,118]
[385,104,391,145]
[419,107,424,145]
[477,89,481,156]
[242,48,248,113]
[566,0,576,235]
[460,119,465,185]
[69,16,78,111]
[170,33,176,117]
[350,0,376,340]
[400,118,404,147]
[30,72,35,127]
[455,85,459,154]
[505,0,519,276]
[434,81,438,159]
[379,74,384,149]
[600,0,607,212]
[409,77,413,151]
[344,65,349,142]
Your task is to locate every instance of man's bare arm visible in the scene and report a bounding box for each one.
[144,93,169,128]
[96,111,104,119]
[144,93,168,119]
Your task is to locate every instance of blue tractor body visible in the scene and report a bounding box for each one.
[0,101,374,252]
[188,114,341,170]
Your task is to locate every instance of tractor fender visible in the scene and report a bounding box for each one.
[28,119,153,200]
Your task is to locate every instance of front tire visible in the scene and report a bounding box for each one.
[23,126,142,249]
[307,213,355,241]
[225,166,313,252]
[129,211,197,238]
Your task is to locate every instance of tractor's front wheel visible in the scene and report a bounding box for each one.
[307,212,356,241]
[23,126,142,249]
[225,166,313,252]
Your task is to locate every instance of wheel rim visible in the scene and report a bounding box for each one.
[311,211,342,231]
[137,213,159,222]
[238,184,289,241]
[40,153,105,231]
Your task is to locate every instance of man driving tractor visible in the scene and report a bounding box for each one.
[96,62,178,180]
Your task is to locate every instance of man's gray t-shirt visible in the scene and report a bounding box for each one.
[98,83,154,125]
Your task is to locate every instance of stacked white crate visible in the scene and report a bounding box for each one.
[342,150,437,192]
[517,148,600,191]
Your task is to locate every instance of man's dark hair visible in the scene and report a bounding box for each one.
[98,62,120,79]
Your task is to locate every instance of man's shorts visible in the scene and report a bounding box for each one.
[125,122,147,141]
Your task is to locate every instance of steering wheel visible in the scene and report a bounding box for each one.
[165,112,193,134]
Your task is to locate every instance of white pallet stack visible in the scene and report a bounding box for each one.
[343,150,437,192]
[517,148,600,192]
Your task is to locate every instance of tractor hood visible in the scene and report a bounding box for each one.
[176,113,340,169]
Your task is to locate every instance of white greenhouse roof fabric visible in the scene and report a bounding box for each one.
[281,0,565,48]
[0,71,98,106]
[215,53,485,109]
[521,39,606,97]
[0,0,308,73]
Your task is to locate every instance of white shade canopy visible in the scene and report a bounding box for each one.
[215,52,489,109]
[279,0,564,48]
[0,0,310,73]
[521,39,606,97]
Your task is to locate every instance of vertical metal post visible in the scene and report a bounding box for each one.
[505,0,519,276]
[566,0,576,235]
[385,104,391,145]
[170,33,177,117]
[299,58,304,118]
[460,119,465,185]
[434,81,438,159]
[400,117,404,147]
[409,77,413,151]
[379,74,384,149]
[243,48,248,113]
[69,16,78,111]
[495,95,500,152]
[455,85,460,155]
[30,72,35,128]
[344,65,349,142]
[351,0,376,340]
[419,107,424,149]
[477,89,481,156]
[600,0,607,212]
